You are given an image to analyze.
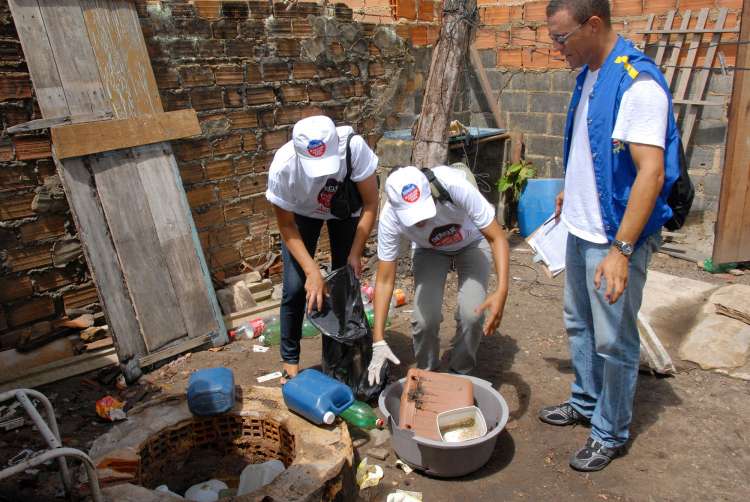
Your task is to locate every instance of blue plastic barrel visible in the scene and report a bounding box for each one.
[282,369,354,425]
[187,367,235,416]
[517,178,564,237]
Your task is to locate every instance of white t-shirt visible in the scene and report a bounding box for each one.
[377,165,495,261]
[265,126,378,219]
[562,71,669,243]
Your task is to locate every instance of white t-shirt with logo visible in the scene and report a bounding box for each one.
[377,165,496,261]
[562,71,669,243]
[265,126,378,219]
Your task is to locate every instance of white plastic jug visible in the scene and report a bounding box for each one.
[237,460,286,496]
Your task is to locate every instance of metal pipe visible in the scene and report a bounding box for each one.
[13,389,72,495]
[0,447,103,502]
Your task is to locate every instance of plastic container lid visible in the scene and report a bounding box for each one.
[323,411,335,424]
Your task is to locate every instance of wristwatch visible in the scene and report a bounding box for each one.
[612,239,634,257]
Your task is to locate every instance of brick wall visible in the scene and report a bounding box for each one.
[0,0,423,348]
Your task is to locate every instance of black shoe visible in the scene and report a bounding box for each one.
[538,402,589,426]
[569,438,624,472]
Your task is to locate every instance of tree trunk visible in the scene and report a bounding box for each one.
[411,0,477,168]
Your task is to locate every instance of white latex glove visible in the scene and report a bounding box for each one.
[368,340,400,386]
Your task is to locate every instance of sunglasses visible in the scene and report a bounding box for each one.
[549,16,592,45]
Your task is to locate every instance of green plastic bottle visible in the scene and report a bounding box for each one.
[259,316,281,346]
[364,306,391,329]
[339,400,384,430]
[301,319,319,338]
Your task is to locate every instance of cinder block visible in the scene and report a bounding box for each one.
[526,134,564,158]
[529,92,570,113]
[500,91,529,113]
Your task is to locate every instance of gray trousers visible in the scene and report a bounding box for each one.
[411,239,492,374]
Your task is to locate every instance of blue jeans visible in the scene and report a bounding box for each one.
[564,232,660,448]
[280,214,358,364]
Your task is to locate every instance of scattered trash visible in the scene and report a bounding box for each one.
[0,417,25,431]
[367,447,390,461]
[155,485,184,499]
[387,490,423,502]
[8,448,34,466]
[185,479,228,502]
[253,345,270,353]
[356,457,384,489]
[702,258,738,274]
[282,369,353,425]
[395,459,413,474]
[95,396,127,422]
[187,368,235,416]
[340,400,383,430]
[392,288,407,307]
[237,459,286,496]
[437,406,488,442]
[115,374,128,390]
[257,371,283,383]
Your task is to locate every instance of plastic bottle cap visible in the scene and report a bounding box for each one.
[323,411,335,425]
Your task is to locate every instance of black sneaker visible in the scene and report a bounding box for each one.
[569,438,624,472]
[538,402,589,426]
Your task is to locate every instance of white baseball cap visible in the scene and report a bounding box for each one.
[292,116,341,178]
[385,166,436,227]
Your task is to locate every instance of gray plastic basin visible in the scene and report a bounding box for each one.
[378,374,509,478]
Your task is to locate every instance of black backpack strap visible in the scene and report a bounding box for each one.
[421,168,453,204]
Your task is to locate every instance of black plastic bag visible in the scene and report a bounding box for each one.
[307,265,388,401]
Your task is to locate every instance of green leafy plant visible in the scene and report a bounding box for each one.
[497,159,535,228]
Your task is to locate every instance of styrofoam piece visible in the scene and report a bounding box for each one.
[437,406,487,442]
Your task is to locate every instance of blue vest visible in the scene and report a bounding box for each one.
[562,36,681,247]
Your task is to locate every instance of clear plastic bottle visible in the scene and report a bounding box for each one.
[339,400,384,430]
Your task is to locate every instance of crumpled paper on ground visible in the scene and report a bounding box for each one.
[356,457,384,489]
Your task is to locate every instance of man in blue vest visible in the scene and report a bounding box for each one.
[538,0,681,471]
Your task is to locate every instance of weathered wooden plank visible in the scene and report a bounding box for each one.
[138,334,212,367]
[664,11,691,88]
[653,10,676,68]
[80,0,162,118]
[681,8,728,148]
[55,157,145,359]
[37,0,112,116]
[672,8,709,123]
[469,45,503,128]
[51,109,201,159]
[713,0,750,264]
[7,0,68,117]
[132,142,224,342]
[6,111,112,133]
[91,150,187,351]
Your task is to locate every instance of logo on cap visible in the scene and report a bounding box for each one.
[401,184,420,203]
[307,139,327,158]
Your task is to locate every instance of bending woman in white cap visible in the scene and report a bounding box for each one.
[265,115,379,382]
[367,165,510,385]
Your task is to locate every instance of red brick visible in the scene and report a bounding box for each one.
[262,62,290,81]
[224,87,243,108]
[227,110,259,129]
[512,26,537,47]
[716,0,742,8]
[678,0,712,11]
[153,65,180,89]
[211,246,241,269]
[235,154,272,175]
[179,65,215,87]
[396,0,417,19]
[275,38,300,57]
[369,62,386,78]
[224,200,253,221]
[417,0,435,21]
[292,19,314,37]
[293,62,318,79]
[279,84,307,103]
[482,6,511,25]
[261,129,290,150]
[238,174,268,197]
[193,205,225,229]
[194,0,222,19]
[62,284,99,311]
[0,192,35,221]
[13,136,51,160]
[161,90,191,111]
[643,0,677,13]
[33,269,76,293]
[217,180,238,201]
[522,47,550,69]
[2,107,31,130]
[353,82,366,97]
[258,109,275,128]
[0,275,33,303]
[410,25,430,46]
[213,65,244,85]
[308,85,332,102]
[226,39,256,58]
[212,134,242,156]
[8,296,55,327]
[175,138,211,161]
[19,216,67,243]
[246,88,276,105]
[179,163,204,184]
[252,197,274,216]
[523,1,547,22]
[611,0,643,17]
[205,159,234,180]
[498,48,523,68]
[331,82,355,99]
[243,133,259,152]
[211,223,249,247]
[474,29,497,49]
[187,185,217,207]
[246,63,262,83]
[324,105,346,122]
[192,87,224,111]
[0,165,36,190]
[0,73,33,100]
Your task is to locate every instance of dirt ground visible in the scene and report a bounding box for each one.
[1,235,749,501]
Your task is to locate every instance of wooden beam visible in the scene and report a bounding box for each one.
[51,109,201,159]
[6,111,113,133]
[713,0,750,264]
[468,45,503,128]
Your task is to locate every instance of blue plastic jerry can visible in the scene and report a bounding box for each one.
[187,367,235,416]
[281,369,354,425]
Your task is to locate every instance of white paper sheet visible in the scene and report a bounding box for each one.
[527,214,569,276]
